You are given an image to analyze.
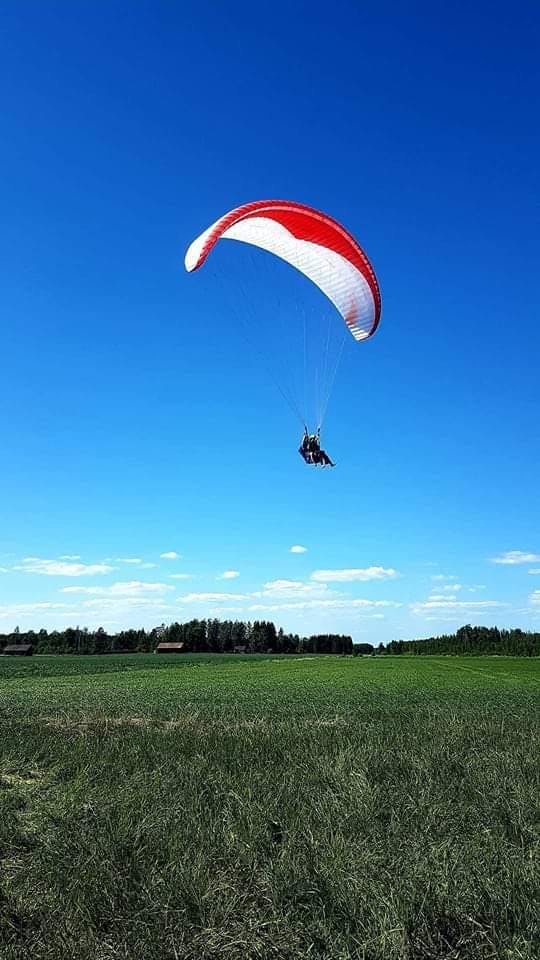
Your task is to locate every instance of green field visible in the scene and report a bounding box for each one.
[0,654,538,959]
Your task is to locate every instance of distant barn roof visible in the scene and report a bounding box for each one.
[2,644,33,655]
[155,641,186,652]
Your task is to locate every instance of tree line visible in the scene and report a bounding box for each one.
[381,624,540,657]
[3,621,537,658]
[1,619,353,656]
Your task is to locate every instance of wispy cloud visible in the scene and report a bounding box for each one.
[178,592,249,603]
[529,569,540,575]
[430,574,457,582]
[411,598,505,615]
[490,550,540,565]
[0,602,70,619]
[178,581,330,606]
[59,555,81,561]
[530,590,540,607]
[260,579,329,600]
[177,577,403,616]
[14,558,115,577]
[424,615,463,622]
[311,567,398,583]
[60,581,174,597]
[217,570,240,580]
[208,606,245,615]
[160,551,180,560]
[441,584,462,593]
[80,596,174,610]
[248,598,400,613]
[169,573,195,580]
[289,545,307,554]
[103,557,158,569]
[103,557,156,568]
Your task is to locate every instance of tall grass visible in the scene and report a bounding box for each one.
[1,655,538,958]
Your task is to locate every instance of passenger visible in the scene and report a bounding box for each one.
[299,429,313,463]
[298,429,335,466]
[319,449,335,467]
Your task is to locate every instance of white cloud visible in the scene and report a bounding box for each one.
[490,550,540,565]
[59,555,81,561]
[81,596,174,610]
[260,579,329,600]
[411,598,505,615]
[530,590,540,607]
[430,574,457,582]
[179,580,332,607]
[217,570,240,580]
[176,578,403,617]
[60,581,173,597]
[169,573,195,580]
[160,551,180,560]
[289,545,307,554]
[14,558,115,577]
[209,606,245,615]
[0,602,69,619]
[424,615,463,622]
[432,584,462,595]
[248,598,400,613]
[528,569,540,575]
[311,566,398,583]
[178,592,249,603]
[109,558,157,569]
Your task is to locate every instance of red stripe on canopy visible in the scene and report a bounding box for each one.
[190,200,381,337]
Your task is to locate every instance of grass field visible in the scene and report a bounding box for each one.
[0,654,538,959]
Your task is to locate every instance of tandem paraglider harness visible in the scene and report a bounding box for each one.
[299,428,335,467]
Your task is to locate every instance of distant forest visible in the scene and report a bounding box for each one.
[383,624,540,657]
[0,619,353,656]
[1,621,539,657]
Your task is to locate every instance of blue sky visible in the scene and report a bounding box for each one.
[1,0,539,642]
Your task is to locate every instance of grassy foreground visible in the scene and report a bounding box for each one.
[0,654,538,959]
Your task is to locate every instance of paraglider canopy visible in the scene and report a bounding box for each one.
[185,199,381,450]
[185,199,381,342]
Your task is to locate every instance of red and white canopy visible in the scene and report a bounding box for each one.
[185,199,381,341]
